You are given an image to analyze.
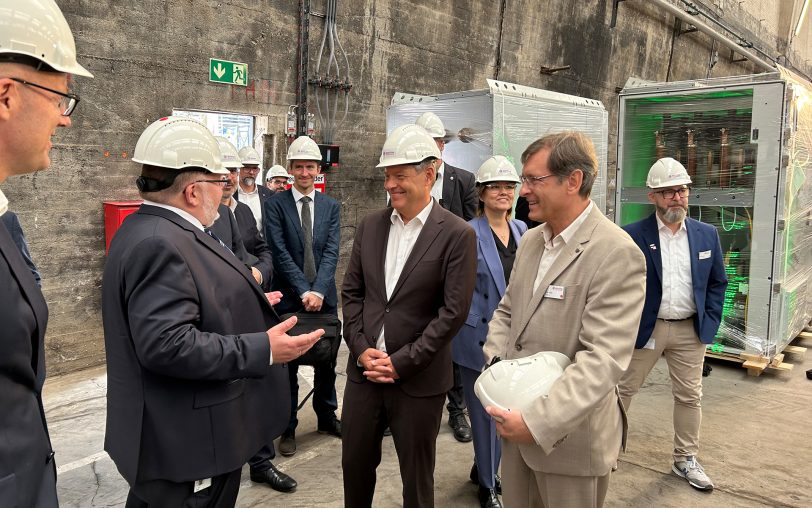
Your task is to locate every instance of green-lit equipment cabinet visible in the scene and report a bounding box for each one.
[615,69,812,360]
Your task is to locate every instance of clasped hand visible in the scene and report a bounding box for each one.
[359,348,399,383]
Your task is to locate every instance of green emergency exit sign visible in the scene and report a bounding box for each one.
[209,58,248,86]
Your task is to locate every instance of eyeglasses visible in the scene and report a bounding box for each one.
[484,183,517,192]
[241,166,260,173]
[193,178,229,186]
[519,174,557,186]
[10,78,80,116]
[654,187,690,199]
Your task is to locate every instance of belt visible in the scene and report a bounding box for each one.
[658,314,695,322]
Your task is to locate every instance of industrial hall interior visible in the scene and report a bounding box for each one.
[2,0,812,508]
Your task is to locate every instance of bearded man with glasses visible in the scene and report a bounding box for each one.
[619,157,727,492]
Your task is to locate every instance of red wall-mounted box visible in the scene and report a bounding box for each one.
[103,200,142,254]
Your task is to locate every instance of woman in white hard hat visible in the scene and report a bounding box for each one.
[452,155,527,508]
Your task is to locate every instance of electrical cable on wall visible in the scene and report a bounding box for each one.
[311,0,352,144]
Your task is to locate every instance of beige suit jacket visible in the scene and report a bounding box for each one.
[484,204,646,477]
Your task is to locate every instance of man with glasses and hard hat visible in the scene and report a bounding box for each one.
[341,124,476,507]
[237,145,274,237]
[483,132,646,508]
[102,116,323,507]
[265,164,292,194]
[0,1,92,506]
[618,157,727,492]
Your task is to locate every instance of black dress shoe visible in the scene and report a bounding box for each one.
[250,463,297,493]
[317,416,342,438]
[448,413,473,442]
[478,486,502,508]
[470,463,502,495]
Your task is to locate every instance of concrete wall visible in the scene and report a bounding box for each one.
[4,0,811,375]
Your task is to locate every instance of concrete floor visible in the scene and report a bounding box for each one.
[46,342,812,507]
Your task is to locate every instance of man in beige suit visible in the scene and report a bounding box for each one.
[483,132,647,508]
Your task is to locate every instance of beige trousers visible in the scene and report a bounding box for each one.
[618,318,705,461]
[501,441,611,508]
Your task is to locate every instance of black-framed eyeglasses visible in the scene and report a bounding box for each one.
[193,178,229,186]
[10,78,80,116]
[519,174,556,186]
[654,187,690,199]
[483,183,517,192]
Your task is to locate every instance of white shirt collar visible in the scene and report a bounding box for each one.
[655,213,687,234]
[240,184,259,196]
[436,162,444,179]
[541,201,594,247]
[0,187,8,217]
[390,198,434,226]
[226,198,237,212]
[291,185,317,203]
[142,199,206,231]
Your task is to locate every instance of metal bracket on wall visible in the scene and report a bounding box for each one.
[610,0,625,28]
[729,49,749,63]
[540,65,570,75]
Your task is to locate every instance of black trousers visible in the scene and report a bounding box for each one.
[445,362,467,416]
[125,469,242,508]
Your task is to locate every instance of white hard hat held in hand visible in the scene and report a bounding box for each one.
[475,351,571,412]
[646,157,692,188]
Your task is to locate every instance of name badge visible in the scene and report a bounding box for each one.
[544,285,565,300]
[194,478,212,493]
[698,250,711,260]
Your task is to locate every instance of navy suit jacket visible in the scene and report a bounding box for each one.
[452,217,526,370]
[264,189,340,316]
[0,212,52,508]
[623,214,728,348]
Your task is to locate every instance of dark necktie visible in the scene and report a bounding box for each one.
[204,227,232,254]
[300,196,316,283]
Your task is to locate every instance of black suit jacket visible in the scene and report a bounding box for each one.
[341,201,477,396]
[211,203,273,290]
[235,185,274,236]
[102,204,289,484]
[441,163,477,221]
[0,215,53,507]
[264,189,340,316]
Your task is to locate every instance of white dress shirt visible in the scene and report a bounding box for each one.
[290,186,322,299]
[656,214,696,319]
[377,199,434,351]
[237,185,262,232]
[533,201,594,294]
[0,187,9,217]
[430,162,444,203]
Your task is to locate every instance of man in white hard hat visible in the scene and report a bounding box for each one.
[102,117,322,507]
[211,136,273,291]
[483,132,646,508]
[341,124,477,507]
[261,135,342,461]
[618,157,727,492]
[236,145,274,237]
[415,111,477,443]
[265,164,291,194]
[0,1,92,505]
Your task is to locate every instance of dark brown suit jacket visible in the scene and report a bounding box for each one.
[341,201,477,396]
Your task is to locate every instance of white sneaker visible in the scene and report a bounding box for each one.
[672,457,714,491]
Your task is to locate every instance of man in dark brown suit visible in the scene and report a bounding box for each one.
[341,124,477,508]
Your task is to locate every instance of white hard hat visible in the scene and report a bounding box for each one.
[646,157,692,188]
[287,136,322,161]
[266,164,291,179]
[376,124,441,168]
[133,116,227,174]
[415,112,445,139]
[238,145,262,166]
[0,0,93,78]
[476,156,521,185]
[475,351,571,412]
[214,137,242,169]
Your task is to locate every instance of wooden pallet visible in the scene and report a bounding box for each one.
[705,332,807,376]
